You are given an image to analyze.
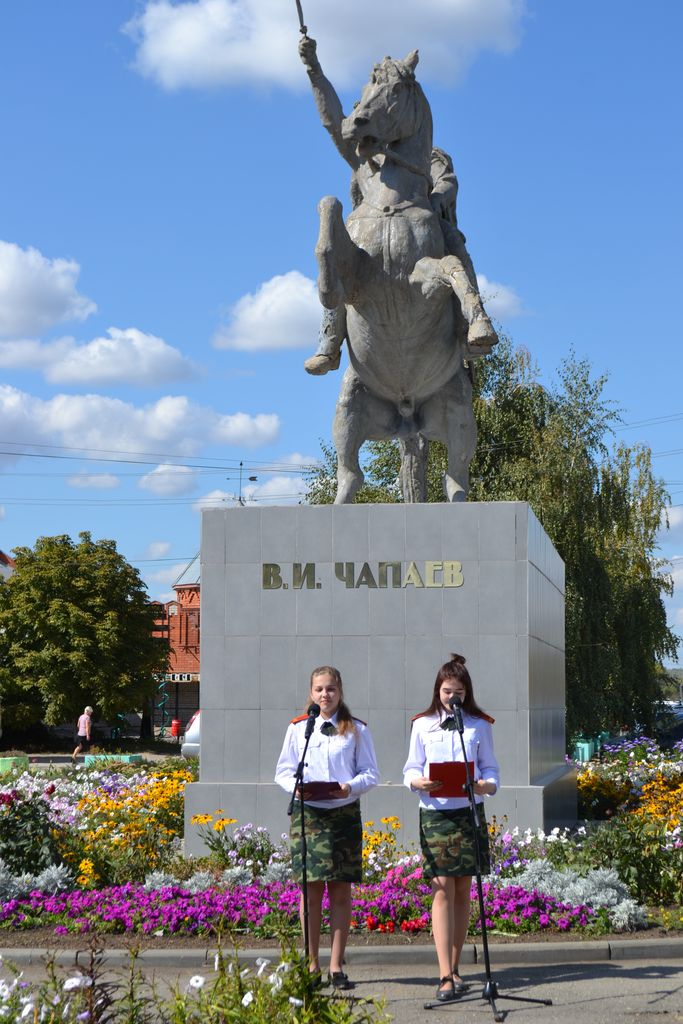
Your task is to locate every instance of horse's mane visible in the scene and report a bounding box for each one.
[371,57,416,86]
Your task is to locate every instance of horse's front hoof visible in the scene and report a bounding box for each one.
[304,353,341,375]
[467,315,498,355]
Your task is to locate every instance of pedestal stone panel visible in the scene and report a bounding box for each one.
[185,502,575,855]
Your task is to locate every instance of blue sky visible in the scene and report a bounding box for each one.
[0,1,682,661]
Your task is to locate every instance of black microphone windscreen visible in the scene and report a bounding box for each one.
[450,694,463,708]
[307,702,321,718]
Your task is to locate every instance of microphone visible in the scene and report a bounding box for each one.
[447,693,463,732]
[305,702,320,737]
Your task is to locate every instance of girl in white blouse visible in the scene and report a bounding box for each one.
[403,653,499,1003]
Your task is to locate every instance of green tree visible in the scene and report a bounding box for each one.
[304,341,679,738]
[0,532,167,729]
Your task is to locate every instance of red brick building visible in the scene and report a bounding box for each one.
[0,551,15,582]
[152,555,200,728]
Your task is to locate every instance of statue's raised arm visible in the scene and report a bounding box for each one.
[299,36,359,171]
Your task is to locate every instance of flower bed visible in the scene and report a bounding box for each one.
[0,877,604,939]
[0,746,680,942]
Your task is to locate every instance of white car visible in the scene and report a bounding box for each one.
[181,710,200,758]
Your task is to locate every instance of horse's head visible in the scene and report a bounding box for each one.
[342,51,431,163]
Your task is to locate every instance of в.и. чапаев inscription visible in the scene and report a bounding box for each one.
[262,560,464,589]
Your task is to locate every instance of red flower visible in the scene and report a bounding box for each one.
[366,915,378,931]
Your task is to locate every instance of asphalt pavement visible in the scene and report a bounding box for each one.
[3,939,682,1023]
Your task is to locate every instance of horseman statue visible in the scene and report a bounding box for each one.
[299,34,499,504]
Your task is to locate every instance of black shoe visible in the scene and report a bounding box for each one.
[308,972,323,990]
[436,976,457,1002]
[451,972,468,994]
[328,971,354,990]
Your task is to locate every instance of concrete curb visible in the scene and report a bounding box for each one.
[2,938,682,968]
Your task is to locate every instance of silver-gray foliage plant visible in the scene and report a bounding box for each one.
[143,871,177,891]
[220,866,253,887]
[261,861,293,885]
[0,859,74,901]
[500,860,647,931]
[184,870,216,894]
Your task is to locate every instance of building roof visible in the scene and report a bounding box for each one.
[0,551,16,580]
[173,553,200,588]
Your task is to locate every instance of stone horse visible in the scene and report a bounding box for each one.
[315,51,479,505]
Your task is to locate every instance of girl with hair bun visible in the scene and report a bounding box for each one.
[403,654,499,1003]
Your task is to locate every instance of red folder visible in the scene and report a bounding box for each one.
[428,761,474,798]
[301,781,342,800]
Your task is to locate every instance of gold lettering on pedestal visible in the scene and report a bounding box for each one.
[443,561,464,587]
[335,562,355,588]
[355,563,378,588]
[402,562,424,587]
[261,561,464,589]
[378,562,402,588]
[262,563,283,589]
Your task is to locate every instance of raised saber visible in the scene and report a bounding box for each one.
[295,0,307,34]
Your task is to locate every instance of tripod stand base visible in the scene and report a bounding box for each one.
[423,979,552,1019]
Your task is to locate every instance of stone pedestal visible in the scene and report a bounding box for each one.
[185,502,575,855]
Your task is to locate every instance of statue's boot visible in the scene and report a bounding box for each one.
[466,312,498,357]
[304,352,341,375]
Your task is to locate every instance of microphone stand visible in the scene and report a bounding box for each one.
[287,710,318,971]
[424,699,552,1021]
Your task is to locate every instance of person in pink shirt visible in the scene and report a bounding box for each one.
[72,705,93,762]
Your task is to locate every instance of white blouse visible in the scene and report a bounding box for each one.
[403,711,500,811]
[275,711,379,809]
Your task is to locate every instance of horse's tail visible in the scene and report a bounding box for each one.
[399,434,429,502]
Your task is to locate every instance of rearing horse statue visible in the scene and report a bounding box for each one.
[300,36,498,503]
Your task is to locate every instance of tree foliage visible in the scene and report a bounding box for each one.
[0,532,167,729]
[304,340,679,738]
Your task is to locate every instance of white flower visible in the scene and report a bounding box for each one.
[289,997,304,1007]
[214,954,221,972]
[188,975,205,990]
[241,991,254,1007]
[255,958,271,977]
[21,1005,35,1019]
[240,968,251,978]
[63,976,91,991]
[268,973,283,992]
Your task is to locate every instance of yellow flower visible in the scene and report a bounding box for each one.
[191,813,214,825]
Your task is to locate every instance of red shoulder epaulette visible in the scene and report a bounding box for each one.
[480,713,495,724]
[291,714,308,724]
[411,712,429,721]
[353,716,367,726]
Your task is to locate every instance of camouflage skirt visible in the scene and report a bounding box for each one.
[289,800,362,883]
[419,806,490,879]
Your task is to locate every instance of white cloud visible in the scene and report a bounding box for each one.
[145,540,172,559]
[477,274,524,321]
[669,560,683,591]
[192,489,235,512]
[0,241,96,337]
[0,328,197,387]
[125,0,525,91]
[139,464,199,496]
[245,473,308,504]
[214,271,320,351]
[0,384,280,466]
[146,562,191,585]
[0,506,5,520]
[661,506,683,546]
[67,473,120,489]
